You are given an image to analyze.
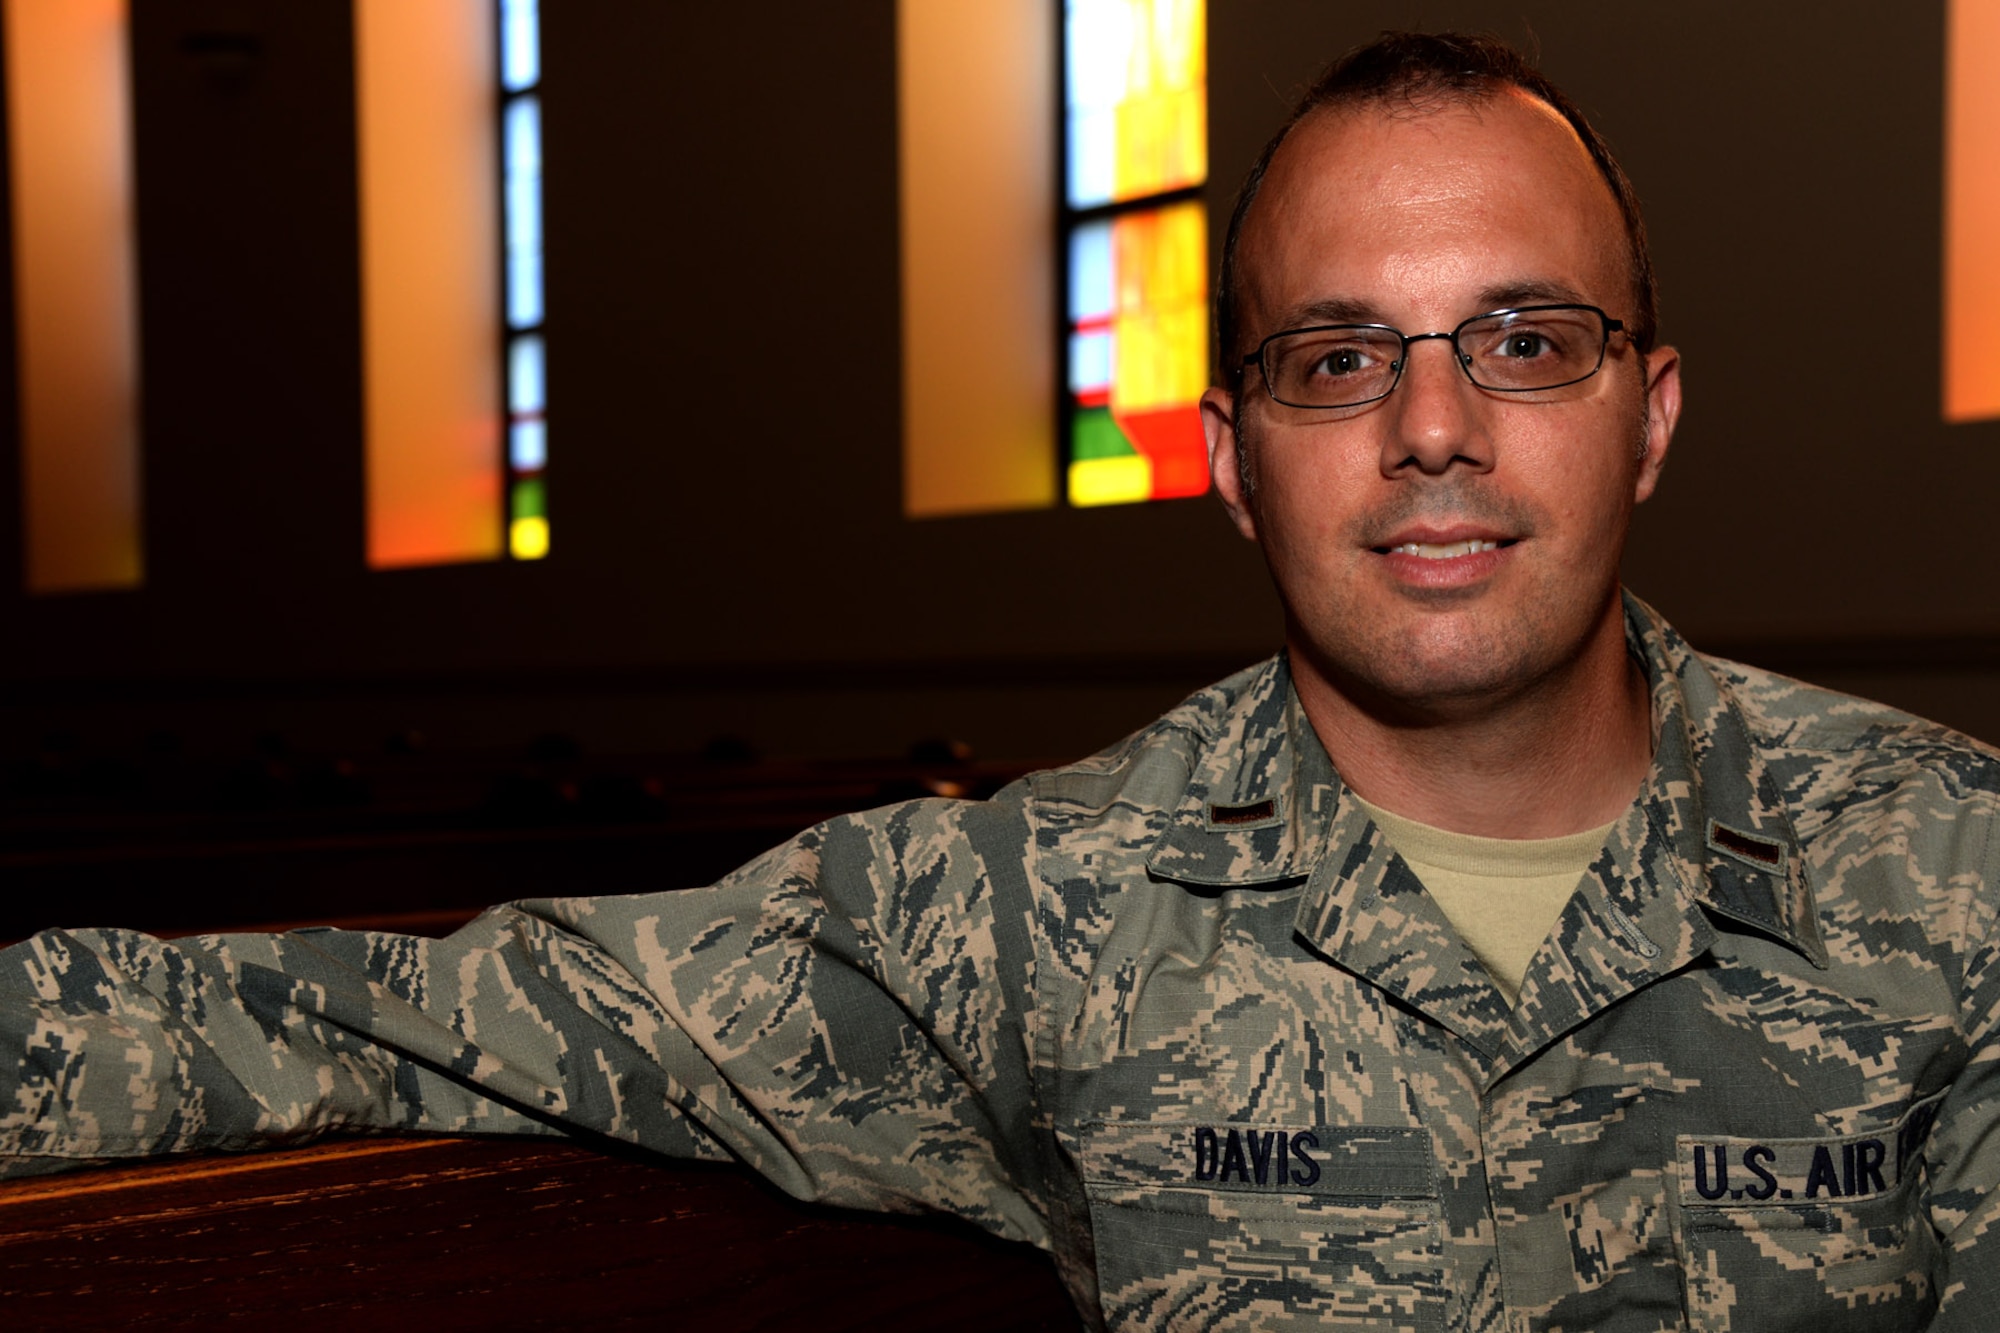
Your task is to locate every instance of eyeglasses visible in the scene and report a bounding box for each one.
[1242,304,1626,410]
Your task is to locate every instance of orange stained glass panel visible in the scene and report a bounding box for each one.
[356,0,505,567]
[1110,200,1207,415]
[6,0,142,592]
[1946,0,2000,422]
[899,0,1058,517]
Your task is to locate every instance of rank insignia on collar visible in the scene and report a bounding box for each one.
[1206,798,1280,829]
[1707,819,1786,871]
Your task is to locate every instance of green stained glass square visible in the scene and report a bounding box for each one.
[1071,405,1135,461]
[511,476,546,521]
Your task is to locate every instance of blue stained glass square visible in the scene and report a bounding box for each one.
[504,96,543,329]
[509,419,547,472]
[509,334,545,413]
[1070,330,1113,394]
[506,171,541,255]
[1065,0,1128,110]
[1069,219,1114,323]
[501,0,540,93]
[1064,0,1124,208]
[509,252,544,329]
[505,96,541,178]
[1067,109,1116,210]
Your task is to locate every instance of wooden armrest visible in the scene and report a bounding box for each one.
[0,1136,1079,1330]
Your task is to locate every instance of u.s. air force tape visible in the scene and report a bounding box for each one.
[1079,1122,1433,1198]
[1674,1088,1947,1207]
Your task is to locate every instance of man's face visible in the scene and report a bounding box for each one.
[1204,90,1681,720]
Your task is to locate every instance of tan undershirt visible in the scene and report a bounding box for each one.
[1353,795,1617,1005]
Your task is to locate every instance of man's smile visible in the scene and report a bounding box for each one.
[1367,524,1521,590]
[1375,538,1514,559]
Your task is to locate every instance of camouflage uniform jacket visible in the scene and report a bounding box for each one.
[4,595,1999,1331]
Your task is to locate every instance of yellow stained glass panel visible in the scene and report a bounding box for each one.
[1069,454,1153,506]
[509,515,550,560]
[1112,0,1204,201]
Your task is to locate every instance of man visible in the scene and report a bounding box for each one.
[4,31,1997,1332]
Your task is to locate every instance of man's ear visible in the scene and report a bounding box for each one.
[1633,344,1681,505]
[1202,386,1258,541]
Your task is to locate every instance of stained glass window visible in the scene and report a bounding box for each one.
[501,0,548,558]
[1063,0,1208,507]
[1946,0,2000,423]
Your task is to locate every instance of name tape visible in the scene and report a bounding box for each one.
[1081,1122,1433,1199]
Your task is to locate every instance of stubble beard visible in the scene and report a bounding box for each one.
[1310,479,1569,724]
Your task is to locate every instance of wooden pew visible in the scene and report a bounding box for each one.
[0,1136,1082,1330]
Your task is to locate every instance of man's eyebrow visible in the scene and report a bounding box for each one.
[1473,279,1594,311]
[1267,297,1387,332]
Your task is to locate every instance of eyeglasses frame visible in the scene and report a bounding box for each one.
[1240,303,1628,410]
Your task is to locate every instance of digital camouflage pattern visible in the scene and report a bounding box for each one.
[3,595,1998,1331]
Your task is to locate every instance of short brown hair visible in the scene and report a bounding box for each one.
[1217,31,1658,387]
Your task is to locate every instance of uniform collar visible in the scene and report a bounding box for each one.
[1144,652,1340,887]
[1623,592,1829,969]
[1145,594,1828,969]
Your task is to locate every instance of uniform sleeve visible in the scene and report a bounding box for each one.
[0,794,1055,1246]
[1924,781,2000,1327]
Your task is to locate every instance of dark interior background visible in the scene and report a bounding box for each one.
[2,0,1994,787]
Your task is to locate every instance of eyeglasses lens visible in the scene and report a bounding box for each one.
[1456,308,1607,393]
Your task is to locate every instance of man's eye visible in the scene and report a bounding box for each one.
[1311,345,1375,376]
[1498,331,1556,358]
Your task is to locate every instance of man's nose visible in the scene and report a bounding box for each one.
[1381,334,1495,478]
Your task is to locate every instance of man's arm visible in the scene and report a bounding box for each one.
[0,794,1053,1245]
[1925,794,2000,1326]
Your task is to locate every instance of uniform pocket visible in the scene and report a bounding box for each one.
[1672,1097,1945,1333]
[1679,1191,1935,1331]
[1078,1121,1445,1332]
